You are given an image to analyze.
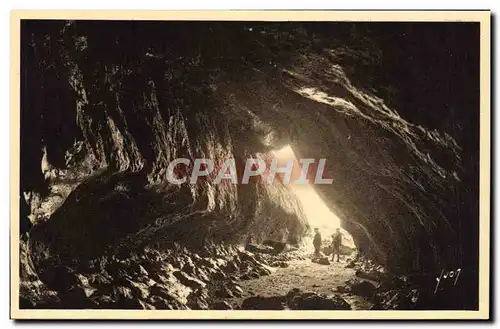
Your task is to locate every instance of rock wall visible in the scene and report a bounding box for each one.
[22,21,309,264]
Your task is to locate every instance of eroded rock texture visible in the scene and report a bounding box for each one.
[20,21,479,308]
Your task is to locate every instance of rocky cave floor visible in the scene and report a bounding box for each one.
[222,257,373,310]
[20,240,419,310]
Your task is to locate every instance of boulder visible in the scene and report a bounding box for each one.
[350,280,377,297]
[312,256,330,265]
[212,270,227,281]
[38,265,79,293]
[233,285,244,297]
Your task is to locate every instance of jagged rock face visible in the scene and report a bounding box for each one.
[22,21,310,263]
[21,20,479,290]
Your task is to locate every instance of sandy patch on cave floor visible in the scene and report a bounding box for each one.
[228,257,373,310]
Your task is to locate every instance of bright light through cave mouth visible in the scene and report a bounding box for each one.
[272,145,356,250]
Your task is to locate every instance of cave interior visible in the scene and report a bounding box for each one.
[19,20,480,310]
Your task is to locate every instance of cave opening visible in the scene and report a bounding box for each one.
[272,144,356,254]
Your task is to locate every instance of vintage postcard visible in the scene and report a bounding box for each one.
[10,10,491,320]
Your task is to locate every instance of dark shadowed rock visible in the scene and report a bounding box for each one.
[286,288,303,303]
[350,280,377,297]
[215,286,234,298]
[19,296,35,309]
[241,295,288,310]
[182,258,196,275]
[336,285,349,293]
[58,286,97,309]
[212,301,233,310]
[105,261,130,278]
[290,292,351,310]
[38,265,79,293]
[115,298,145,309]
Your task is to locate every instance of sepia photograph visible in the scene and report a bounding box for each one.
[10,10,491,320]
